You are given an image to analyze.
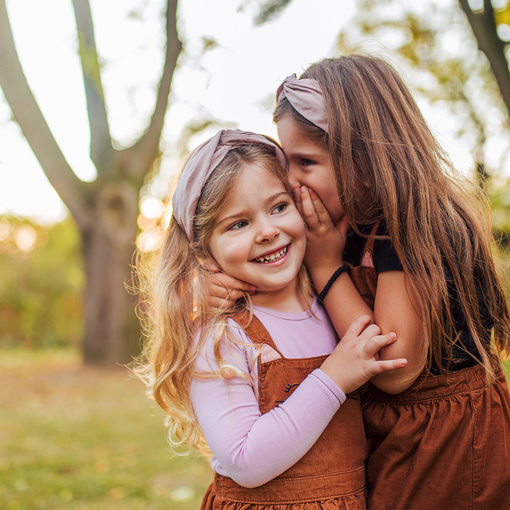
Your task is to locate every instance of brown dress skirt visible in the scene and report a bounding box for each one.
[363,363,510,510]
[201,312,368,510]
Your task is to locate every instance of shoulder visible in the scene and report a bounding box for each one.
[344,220,403,274]
[194,318,254,372]
[372,221,403,274]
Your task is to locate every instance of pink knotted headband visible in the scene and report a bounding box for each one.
[276,74,328,133]
[172,129,286,241]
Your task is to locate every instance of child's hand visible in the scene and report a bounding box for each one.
[202,259,256,311]
[320,315,407,395]
[295,186,349,271]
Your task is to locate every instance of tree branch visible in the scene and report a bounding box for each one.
[71,0,114,170]
[458,0,510,115]
[0,0,90,230]
[126,0,182,183]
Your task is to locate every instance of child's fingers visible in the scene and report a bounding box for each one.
[335,214,350,237]
[210,273,256,297]
[363,332,397,357]
[211,283,245,301]
[373,358,408,373]
[202,258,221,273]
[308,188,334,227]
[358,323,381,340]
[292,188,304,218]
[209,296,236,312]
[299,187,321,229]
[342,315,373,340]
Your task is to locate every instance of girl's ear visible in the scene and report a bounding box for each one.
[201,257,221,273]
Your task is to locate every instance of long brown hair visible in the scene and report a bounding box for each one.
[275,54,510,379]
[134,141,313,454]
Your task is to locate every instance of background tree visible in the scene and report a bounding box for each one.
[459,0,510,115]
[0,0,182,365]
[331,0,510,229]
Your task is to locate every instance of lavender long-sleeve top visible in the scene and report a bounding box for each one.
[190,300,346,488]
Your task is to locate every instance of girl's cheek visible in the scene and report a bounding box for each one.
[291,216,307,238]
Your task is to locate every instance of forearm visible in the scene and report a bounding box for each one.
[310,265,374,337]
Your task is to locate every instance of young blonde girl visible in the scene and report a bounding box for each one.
[209,56,510,509]
[136,128,407,509]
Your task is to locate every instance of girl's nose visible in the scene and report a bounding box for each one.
[256,222,280,243]
[287,167,300,189]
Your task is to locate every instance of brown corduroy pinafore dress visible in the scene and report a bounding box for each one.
[200,312,368,510]
[350,228,510,510]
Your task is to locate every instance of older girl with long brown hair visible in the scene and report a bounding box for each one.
[276,55,510,510]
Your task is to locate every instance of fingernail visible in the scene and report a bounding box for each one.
[389,333,397,340]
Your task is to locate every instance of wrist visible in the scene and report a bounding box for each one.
[309,262,344,289]
[317,265,351,303]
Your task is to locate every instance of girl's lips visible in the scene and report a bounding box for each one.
[252,244,289,264]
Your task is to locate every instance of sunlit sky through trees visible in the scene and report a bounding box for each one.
[0,0,481,225]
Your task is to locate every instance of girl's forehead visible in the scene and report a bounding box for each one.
[220,166,287,209]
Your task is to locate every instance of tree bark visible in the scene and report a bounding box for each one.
[458,0,510,116]
[125,0,182,184]
[71,0,114,170]
[81,181,140,365]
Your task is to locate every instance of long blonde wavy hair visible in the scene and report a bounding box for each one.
[134,141,313,455]
[275,54,510,381]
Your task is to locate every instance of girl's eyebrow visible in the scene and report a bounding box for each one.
[216,191,289,227]
[290,152,323,160]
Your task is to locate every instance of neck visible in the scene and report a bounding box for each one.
[251,277,308,313]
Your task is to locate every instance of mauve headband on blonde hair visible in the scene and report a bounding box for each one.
[172,129,286,241]
[276,74,328,133]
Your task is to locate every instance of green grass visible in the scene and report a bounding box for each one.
[1,349,509,510]
[0,349,212,510]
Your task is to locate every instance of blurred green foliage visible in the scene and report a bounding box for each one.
[0,215,84,349]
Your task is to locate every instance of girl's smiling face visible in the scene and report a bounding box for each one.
[208,165,306,307]
[277,116,344,224]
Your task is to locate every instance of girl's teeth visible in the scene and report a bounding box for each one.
[255,247,287,263]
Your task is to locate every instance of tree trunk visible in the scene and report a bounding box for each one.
[81,180,140,365]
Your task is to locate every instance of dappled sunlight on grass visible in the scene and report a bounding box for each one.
[0,349,212,509]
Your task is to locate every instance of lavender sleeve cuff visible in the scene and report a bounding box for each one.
[311,369,347,405]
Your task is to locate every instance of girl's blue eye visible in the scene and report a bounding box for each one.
[229,221,248,230]
[301,158,314,167]
[273,203,288,214]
